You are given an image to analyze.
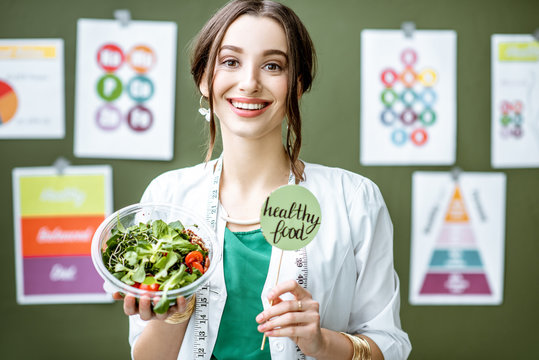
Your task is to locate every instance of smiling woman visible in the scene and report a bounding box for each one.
[115,1,411,360]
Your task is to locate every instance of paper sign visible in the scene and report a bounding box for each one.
[13,165,113,304]
[491,34,539,168]
[360,30,456,165]
[409,171,506,305]
[260,185,321,251]
[74,19,177,160]
[0,39,64,139]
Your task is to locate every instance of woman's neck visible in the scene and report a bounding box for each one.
[219,135,290,231]
[221,136,290,190]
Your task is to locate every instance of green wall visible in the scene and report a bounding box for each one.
[1,0,538,358]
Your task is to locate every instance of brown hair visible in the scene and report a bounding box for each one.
[190,0,316,181]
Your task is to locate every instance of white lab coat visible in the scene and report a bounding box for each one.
[129,160,411,360]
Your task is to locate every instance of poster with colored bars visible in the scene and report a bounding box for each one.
[74,19,177,160]
[360,30,456,165]
[0,39,64,139]
[409,172,506,305]
[12,165,113,304]
[491,34,539,168]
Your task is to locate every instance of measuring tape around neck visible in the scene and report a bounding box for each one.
[194,156,308,360]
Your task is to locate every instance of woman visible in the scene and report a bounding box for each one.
[116,1,411,359]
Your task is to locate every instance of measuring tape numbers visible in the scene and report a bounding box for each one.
[294,247,308,360]
[193,285,210,358]
[193,158,222,358]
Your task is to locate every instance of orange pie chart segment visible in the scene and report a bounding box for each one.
[0,80,19,124]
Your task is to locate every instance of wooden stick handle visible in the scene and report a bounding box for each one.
[261,249,284,351]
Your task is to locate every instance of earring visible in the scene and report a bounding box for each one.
[199,95,211,122]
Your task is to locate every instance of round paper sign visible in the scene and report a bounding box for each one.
[260,185,321,251]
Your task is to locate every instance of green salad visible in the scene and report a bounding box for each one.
[102,218,210,313]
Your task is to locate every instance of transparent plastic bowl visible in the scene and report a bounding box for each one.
[91,202,220,301]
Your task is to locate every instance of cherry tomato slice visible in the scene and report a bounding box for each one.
[191,261,204,274]
[185,251,204,266]
[139,282,160,291]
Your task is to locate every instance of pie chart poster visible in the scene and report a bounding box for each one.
[360,30,456,165]
[74,19,177,160]
[0,39,64,139]
[409,171,506,305]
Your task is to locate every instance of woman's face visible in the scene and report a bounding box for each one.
[202,14,289,143]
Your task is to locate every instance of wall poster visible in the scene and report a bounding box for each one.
[74,19,177,160]
[13,165,113,304]
[491,34,539,168]
[360,30,456,165]
[409,171,506,305]
[0,39,64,139]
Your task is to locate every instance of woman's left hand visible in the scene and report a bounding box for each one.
[256,279,325,357]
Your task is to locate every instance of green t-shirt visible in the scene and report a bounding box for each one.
[211,228,272,360]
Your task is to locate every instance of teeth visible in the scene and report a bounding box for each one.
[232,101,265,110]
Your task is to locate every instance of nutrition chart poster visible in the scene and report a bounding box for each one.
[409,171,506,305]
[491,34,539,168]
[13,165,113,304]
[74,19,177,160]
[360,30,456,165]
[0,39,64,139]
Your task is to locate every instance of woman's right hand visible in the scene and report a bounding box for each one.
[112,292,193,322]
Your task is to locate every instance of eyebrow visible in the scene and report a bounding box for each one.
[220,45,288,59]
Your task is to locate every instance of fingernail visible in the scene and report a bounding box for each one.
[256,313,263,322]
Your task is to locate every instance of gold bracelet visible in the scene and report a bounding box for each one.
[340,332,372,360]
[164,295,196,325]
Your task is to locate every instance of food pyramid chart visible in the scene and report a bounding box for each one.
[419,184,492,295]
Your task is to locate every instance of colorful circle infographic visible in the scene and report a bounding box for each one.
[0,80,18,125]
[499,100,523,138]
[379,48,439,147]
[94,43,157,133]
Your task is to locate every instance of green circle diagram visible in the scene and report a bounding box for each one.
[96,74,123,102]
[260,185,321,251]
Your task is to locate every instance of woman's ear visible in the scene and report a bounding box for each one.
[199,72,209,98]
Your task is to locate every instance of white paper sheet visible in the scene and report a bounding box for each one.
[409,171,506,305]
[491,34,539,168]
[74,19,177,160]
[360,30,456,165]
[0,39,64,139]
